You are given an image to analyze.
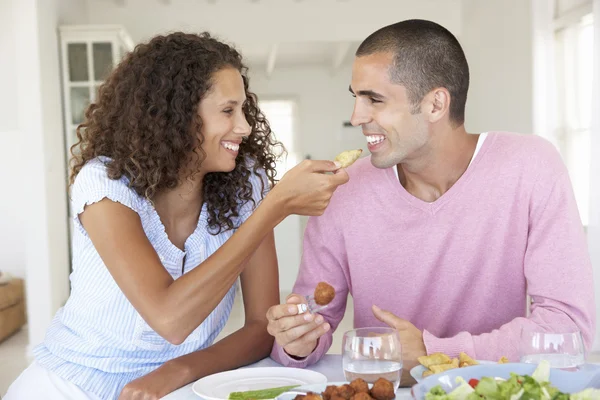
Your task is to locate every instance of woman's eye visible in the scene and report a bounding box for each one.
[223,109,234,115]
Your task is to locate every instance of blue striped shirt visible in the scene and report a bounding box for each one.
[33,157,268,399]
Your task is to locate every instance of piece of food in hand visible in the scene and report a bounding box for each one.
[498,356,509,364]
[429,358,459,374]
[417,352,452,368]
[349,378,369,394]
[369,378,395,400]
[335,149,363,168]
[314,281,336,306]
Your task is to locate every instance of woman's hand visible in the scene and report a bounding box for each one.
[269,160,349,217]
[118,361,189,400]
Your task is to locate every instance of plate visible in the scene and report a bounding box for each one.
[192,367,327,400]
[410,363,600,400]
[409,360,494,383]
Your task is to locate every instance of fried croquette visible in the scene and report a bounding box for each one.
[350,392,373,400]
[369,378,395,400]
[314,282,335,306]
[334,384,355,400]
[349,378,369,394]
[304,393,323,400]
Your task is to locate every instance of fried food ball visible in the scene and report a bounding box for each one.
[335,384,355,400]
[294,395,306,400]
[349,378,369,394]
[314,281,335,306]
[323,385,338,400]
[350,392,373,400]
[304,393,323,400]
[370,378,395,400]
[330,396,346,400]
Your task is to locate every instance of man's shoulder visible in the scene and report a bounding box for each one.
[486,132,565,176]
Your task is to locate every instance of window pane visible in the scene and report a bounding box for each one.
[68,43,89,82]
[70,87,90,125]
[577,23,593,128]
[259,100,296,179]
[554,14,593,225]
[93,43,113,81]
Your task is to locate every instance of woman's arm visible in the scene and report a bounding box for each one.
[81,193,281,345]
[80,160,346,344]
[118,231,280,399]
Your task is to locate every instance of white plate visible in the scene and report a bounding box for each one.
[192,367,328,400]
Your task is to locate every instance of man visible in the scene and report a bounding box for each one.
[265,19,595,382]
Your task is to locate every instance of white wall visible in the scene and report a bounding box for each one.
[5,0,87,351]
[0,1,25,279]
[461,0,534,134]
[83,0,463,46]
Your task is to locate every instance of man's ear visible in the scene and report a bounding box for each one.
[423,88,451,124]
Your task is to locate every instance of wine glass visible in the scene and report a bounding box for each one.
[342,327,403,390]
[519,326,585,370]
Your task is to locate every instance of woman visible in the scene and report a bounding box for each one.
[5,32,348,400]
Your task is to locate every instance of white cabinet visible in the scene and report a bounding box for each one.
[59,25,134,164]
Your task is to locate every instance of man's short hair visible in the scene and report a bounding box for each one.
[356,19,469,126]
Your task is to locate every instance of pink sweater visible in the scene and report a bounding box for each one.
[271,132,595,367]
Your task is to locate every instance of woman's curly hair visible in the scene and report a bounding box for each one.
[70,32,283,234]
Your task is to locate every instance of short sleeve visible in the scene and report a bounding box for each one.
[70,158,143,235]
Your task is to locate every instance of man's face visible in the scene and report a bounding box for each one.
[349,52,429,169]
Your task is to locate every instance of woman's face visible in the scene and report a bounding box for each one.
[196,67,251,173]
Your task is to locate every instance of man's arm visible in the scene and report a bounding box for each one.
[423,169,595,361]
[270,205,351,367]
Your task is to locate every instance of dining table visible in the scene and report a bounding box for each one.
[162,354,414,400]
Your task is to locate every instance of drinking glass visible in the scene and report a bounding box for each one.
[342,327,403,390]
[519,326,585,370]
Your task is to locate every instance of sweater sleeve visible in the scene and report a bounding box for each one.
[423,168,596,362]
[270,206,351,367]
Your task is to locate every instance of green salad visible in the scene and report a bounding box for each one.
[425,360,600,400]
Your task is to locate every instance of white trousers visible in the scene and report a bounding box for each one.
[4,361,102,400]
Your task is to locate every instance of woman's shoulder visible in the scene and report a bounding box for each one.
[71,157,144,215]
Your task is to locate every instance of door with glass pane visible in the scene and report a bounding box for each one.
[59,26,134,275]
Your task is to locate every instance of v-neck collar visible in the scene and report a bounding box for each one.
[387,132,496,214]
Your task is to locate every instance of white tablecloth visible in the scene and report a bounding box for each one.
[162,355,412,400]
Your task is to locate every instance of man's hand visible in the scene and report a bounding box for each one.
[118,360,189,400]
[266,294,330,358]
[372,305,427,386]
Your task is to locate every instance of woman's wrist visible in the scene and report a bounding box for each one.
[260,189,288,226]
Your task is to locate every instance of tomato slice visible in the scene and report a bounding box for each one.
[468,378,480,388]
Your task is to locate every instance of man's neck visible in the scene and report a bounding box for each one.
[397,127,479,202]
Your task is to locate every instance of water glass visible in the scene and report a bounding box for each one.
[342,327,403,390]
[519,326,585,370]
